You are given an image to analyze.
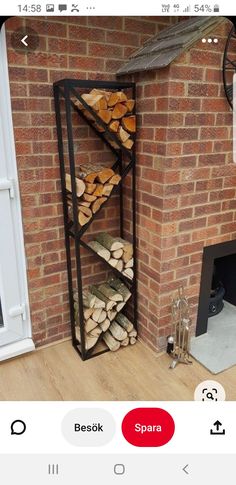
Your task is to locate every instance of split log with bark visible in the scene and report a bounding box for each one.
[73,88,136,151]
[73,280,136,352]
[86,232,134,279]
[66,165,121,227]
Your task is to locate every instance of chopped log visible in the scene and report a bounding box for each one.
[112,103,128,120]
[102,184,113,197]
[120,337,129,347]
[108,258,118,268]
[98,110,112,124]
[129,336,137,345]
[125,258,134,268]
[116,301,126,312]
[107,310,117,321]
[81,93,107,111]
[79,211,91,226]
[78,200,91,208]
[122,115,136,134]
[92,307,103,323]
[68,205,92,226]
[129,328,137,338]
[90,88,112,102]
[118,126,130,143]
[85,183,96,194]
[103,331,120,351]
[108,91,127,107]
[82,192,97,203]
[92,196,107,214]
[98,284,123,302]
[78,206,92,218]
[123,268,134,280]
[76,329,98,351]
[73,301,79,312]
[94,296,106,309]
[93,122,106,133]
[74,98,96,119]
[90,286,116,311]
[115,238,133,261]
[87,241,111,262]
[122,139,134,150]
[89,326,102,338]
[108,278,131,302]
[125,99,135,112]
[116,260,124,272]
[123,246,134,263]
[84,307,94,320]
[109,120,120,133]
[84,172,98,183]
[65,173,85,197]
[97,168,114,184]
[95,232,124,251]
[98,310,107,324]
[82,291,96,308]
[99,318,110,332]
[79,163,109,175]
[85,318,98,333]
[112,249,123,259]
[115,313,133,333]
[109,321,127,341]
[93,184,104,197]
[79,164,114,184]
[108,174,121,185]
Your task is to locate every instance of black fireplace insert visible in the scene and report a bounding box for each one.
[196,239,236,336]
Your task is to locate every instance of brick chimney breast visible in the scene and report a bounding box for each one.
[117,17,236,351]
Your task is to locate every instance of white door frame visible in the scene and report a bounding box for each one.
[0,25,35,360]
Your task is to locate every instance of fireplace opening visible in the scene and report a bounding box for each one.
[191,240,236,374]
[196,240,236,336]
[209,264,225,317]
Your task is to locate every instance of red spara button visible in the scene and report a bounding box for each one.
[122,408,175,447]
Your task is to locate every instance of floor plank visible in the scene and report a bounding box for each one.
[0,340,235,400]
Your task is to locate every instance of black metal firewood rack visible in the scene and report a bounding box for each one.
[53,79,137,360]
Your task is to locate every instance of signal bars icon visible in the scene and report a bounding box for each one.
[183,4,191,12]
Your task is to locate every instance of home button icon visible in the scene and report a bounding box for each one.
[114,464,125,475]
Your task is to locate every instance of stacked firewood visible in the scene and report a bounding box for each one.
[74,88,136,150]
[73,278,137,351]
[88,232,133,280]
[66,166,121,226]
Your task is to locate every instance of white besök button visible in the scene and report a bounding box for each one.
[61,408,116,446]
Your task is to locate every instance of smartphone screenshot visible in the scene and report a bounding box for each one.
[0,2,235,483]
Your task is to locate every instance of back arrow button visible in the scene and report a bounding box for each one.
[21,35,28,47]
[11,27,39,53]
[182,464,189,475]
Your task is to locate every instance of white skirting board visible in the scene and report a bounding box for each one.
[0,338,35,362]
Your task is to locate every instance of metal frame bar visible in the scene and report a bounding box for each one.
[53,79,137,360]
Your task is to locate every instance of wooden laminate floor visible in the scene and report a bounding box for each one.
[0,340,235,400]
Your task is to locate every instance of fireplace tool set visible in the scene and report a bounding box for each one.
[167,286,192,369]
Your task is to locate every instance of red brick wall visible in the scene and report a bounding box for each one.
[5,15,175,346]
[128,19,235,351]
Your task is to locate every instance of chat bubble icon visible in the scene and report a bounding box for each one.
[58,4,67,12]
[11,420,26,435]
